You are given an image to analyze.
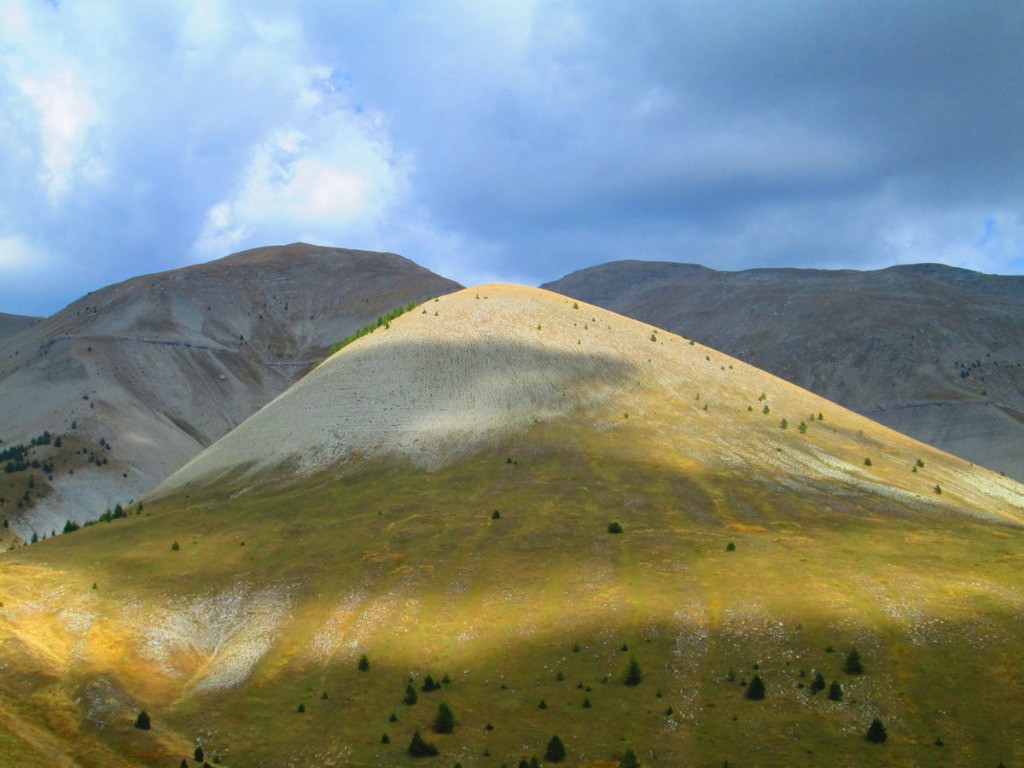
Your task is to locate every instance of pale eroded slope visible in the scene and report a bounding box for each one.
[156,285,1024,525]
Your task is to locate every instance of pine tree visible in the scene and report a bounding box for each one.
[404,682,418,705]
[422,674,441,692]
[407,729,439,757]
[358,654,370,671]
[745,674,765,700]
[865,717,888,743]
[194,746,205,762]
[433,702,455,734]
[133,710,151,730]
[545,735,567,763]
[624,657,642,686]
[828,680,843,701]
[620,747,640,768]
[844,647,864,674]
[810,671,826,694]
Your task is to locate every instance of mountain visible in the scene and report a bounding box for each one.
[0,244,461,540]
[2,285,1021,767]
[543,261,1024,482]
[0,311,41,339]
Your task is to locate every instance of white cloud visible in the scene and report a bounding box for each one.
[195,108,410,258]
[0,234,51,275]
[0,1,107,203]
[17,68,103,200]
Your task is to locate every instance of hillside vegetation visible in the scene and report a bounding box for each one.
[1,286,1022,768]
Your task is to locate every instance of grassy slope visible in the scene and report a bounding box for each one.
[1,287,1022,767]
[2,418,1023,767]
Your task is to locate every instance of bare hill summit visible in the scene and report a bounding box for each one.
[0,244,461,539]
[544,261,1024,481]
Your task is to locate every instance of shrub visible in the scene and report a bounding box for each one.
[798,421,807,433]
[828,680,843,701]
[607,521,623,534]
[935,484,942,494]
[545,735,566,763]
[433,702,455,733]
[408,729,439,757]
[358,654,370,671]
[780,418,788,429]
[726,542,735,551]
[844,647,864,675]
[865,717,888,743]
[133,710,151,730]
[171,541,180,551]
[297,703,305,713]
[762,405,770,414]
[624,657,642,686]
[491,510,501,519]
[864,457,872,466]
[389,711,398,722]
[745,674,765,700]
[381,734,390,744]
[195,747,205,762]
[582,697,591,708]
[620,748,640,768]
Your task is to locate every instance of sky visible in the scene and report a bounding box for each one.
[1,0,1022,316]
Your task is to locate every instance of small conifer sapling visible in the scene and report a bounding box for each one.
[844,647,864,675]
[865,717,888,743]
[624,657,642,686]
[745,674,765,700]
[433,702,455,733]
[545,735,567,763]
[408,729,439,757]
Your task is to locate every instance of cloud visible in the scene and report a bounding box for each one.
[195,107,410,259]
[0,0,1022,315]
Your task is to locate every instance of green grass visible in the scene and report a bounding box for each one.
[1,419,1023,767]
